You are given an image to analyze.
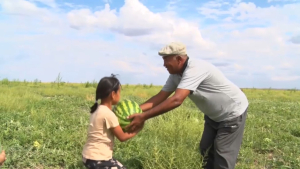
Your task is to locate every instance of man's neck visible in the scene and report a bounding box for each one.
[179,57,189,76]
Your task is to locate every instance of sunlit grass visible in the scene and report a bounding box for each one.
[0,79,299,168]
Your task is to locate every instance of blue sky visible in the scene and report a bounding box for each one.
[0,0,299,89]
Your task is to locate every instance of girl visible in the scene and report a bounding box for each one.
[82,74,142,169]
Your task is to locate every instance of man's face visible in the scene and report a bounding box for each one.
[163,55,182,74]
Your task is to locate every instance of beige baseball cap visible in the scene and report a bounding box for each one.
[158,42,187,57]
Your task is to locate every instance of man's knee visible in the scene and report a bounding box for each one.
[199,143,213,157]
[213,138,241,169]
[200,147,207,157]
[199,131,215,156]
[214,150,237,169]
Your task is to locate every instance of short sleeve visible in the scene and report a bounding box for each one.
[162,75,177,92]
[105,112,119,129]
[177,65,209,92]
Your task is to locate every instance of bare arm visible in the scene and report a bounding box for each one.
[126,66,208,132]
[0,150,6,166]
[125,88,190,132]
[140,90,173,112]
[110,125,142,142]
[142,88,190,120]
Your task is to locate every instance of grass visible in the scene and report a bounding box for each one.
[0,79,300,169]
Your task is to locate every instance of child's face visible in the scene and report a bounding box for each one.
[111,86,121,105]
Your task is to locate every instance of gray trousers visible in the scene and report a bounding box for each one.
[200,108,248,169]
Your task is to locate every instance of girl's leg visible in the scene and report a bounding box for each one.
[82,159,97,169]
[83,158,127,169]
[110,158,127,169]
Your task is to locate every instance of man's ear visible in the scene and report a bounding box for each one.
[175,55,181,62]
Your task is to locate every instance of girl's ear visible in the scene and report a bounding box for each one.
[111,91,116,100]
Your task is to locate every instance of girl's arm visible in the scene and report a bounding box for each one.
[110,125,142,142]
[0,150,6,166]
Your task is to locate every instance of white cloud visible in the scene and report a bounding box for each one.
[0,0,49,15]
[166,0,182,11]
[197,0,300,82]
[198,1,300,32]
[0,0,168,83]
[114,61,144,74]
[289,35,300,44]
[280,62,293,69]
[234,64,243,71]
[268,0,298,2]
[67,0,215,52]
[63,3,74,8]
[103,0,112,4]
[263,66,275,71]
[0,0,299,88]
[112,56,164,76]
[272,76,300,81]
[67,4,118,31]
[29,0,56,8]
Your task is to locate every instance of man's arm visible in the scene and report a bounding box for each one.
[126,64,208,131]
[125,88,190,131]
[141,88,190,120]
[140,74,176,112]
[140,90,173,112]
[141,64,209,121]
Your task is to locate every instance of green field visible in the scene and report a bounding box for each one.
[0,79,300,169]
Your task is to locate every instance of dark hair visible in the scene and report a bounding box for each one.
[90,74,121,113]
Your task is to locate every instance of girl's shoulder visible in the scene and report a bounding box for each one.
[96,105,116,117]
[96,105,119,128]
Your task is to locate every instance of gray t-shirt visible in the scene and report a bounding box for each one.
[162,58,249,122]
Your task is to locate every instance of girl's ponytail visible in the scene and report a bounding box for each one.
[90,100,98,114]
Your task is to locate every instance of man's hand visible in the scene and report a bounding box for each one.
[125,113,146,132]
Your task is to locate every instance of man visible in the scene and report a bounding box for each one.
[125,42,249,169]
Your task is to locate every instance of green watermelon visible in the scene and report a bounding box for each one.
[112,99,142,131]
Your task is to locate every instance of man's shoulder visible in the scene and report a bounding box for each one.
[167,74,180,80]
[185,58,214,73]
[187,58,211,67]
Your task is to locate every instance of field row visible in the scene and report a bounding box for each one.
[0,83,299,168]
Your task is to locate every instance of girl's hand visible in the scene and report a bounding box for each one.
[111,125,140,142]
[128,122,144,134]
[0,150,6,166]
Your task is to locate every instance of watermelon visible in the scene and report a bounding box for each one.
[112,99,142,131]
